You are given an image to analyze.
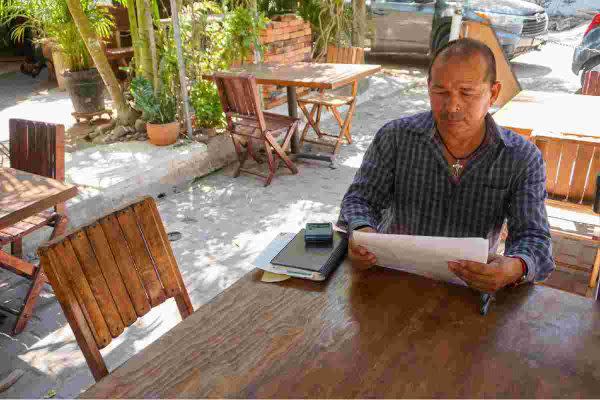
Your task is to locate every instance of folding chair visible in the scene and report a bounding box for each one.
[297,46,365,157]
[37,197,194,381]
[0,119,69,334]
[213,72,299,186]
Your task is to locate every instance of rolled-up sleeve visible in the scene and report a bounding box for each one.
[338,123,397,232]
[504,146,555,282]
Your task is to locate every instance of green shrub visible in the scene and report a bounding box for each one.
[130,76,177,124]
[189,80,225,129]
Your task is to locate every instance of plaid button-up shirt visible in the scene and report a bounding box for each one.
[338,111,554,282]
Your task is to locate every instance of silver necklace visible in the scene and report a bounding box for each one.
[438,134,484,177]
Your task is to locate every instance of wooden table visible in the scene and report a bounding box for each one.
[0,167,78,230]
[81,261,600,398]
[0,167,78,333]
[230,62,382,158]
[493,90,600,139]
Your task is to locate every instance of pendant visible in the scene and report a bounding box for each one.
[451,161,463,177]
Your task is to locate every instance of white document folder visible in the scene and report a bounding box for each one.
[352,232,489,286]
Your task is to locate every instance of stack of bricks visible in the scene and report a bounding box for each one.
[258,14,313,109]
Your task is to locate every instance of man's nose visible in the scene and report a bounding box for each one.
[445,94,462,112]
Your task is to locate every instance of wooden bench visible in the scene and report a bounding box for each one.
[531,132,600,297]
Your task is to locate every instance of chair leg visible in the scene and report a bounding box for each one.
[12,266,47,335]
[263,141,276,187]
[589,248,600,289]
[265,133,297,175]
[11,239,23,259]
[298,103,318,146]
[174,290,194,319]
[230,134,248,178]
[332,106,353,144]
[334,99,357,154]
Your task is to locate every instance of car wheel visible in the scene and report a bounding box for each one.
[580,57,600,87]
[432,26,451,54]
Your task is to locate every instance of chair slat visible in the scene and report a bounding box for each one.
[9,120,28,172]
[85,223,138,326]
[146,198,194,318]
[69,230,125,339]
[231,77,249,115]
[568,143,595,203]
[583,147,600,202]
[116,208,167,307]
[40,250,109,380]
[326,45,336,63]
[132,200,180,297]
[536,138,561,195]
[553,142,578,199]
[54,240,112,348]
[99,215,151,317]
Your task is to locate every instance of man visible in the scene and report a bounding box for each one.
[338,38,554,292]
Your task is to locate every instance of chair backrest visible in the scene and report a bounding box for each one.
[326,45,365,64]
[9,119,64,181]
[531,132,600,208]
[582,70,600,96]
[213,72,266,133]
[37,196,193,381]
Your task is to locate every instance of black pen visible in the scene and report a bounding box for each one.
[480,293,495,315]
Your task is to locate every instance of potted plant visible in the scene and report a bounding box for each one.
[189,80,225,136]
[1,0,113,112]
[130,76,178,146]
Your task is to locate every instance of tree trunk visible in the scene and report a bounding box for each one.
[135,0,154,81]
[65,0,137,125]
[126,0,142,76]
[352,0,366,48]
[143,0,159,93]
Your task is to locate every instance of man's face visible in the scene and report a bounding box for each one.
[428,53,501,139]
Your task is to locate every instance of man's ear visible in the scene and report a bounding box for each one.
[489,81,502,106]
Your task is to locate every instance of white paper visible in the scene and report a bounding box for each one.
[353,232,489,286]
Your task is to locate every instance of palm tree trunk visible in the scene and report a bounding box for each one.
[126,0,142,76]
[352,0,366,48]
[65,0,137,125]
[135,0,154,81]
[143,0,160,93]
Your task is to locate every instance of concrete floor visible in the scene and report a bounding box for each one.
[0,22,597,398]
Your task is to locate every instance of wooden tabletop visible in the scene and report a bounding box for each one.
[493,90,600,138]
[228,62,382,90]
[81,260,600,398]
[0,167,78,230]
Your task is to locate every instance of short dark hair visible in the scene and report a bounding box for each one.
[427,38,497,84]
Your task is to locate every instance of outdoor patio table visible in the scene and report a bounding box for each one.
[493,90,600,139]
[81,260,600,398]
[0,167,78,324]
[227,62,382,160]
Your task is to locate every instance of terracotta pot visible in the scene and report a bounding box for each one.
[146,121,180,146]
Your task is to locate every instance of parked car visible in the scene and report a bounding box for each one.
[572,13,600,85]
[370,0,548,59]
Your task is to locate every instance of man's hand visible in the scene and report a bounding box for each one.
[348,227,377,271]
[448,254,524,293]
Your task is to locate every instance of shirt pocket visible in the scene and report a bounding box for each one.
[461,183,510,236]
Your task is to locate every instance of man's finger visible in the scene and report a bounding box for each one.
[456,260,498,276]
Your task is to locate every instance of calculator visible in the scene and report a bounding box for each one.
[304,222,334,243]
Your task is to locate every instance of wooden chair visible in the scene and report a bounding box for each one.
[297,46,365,157]
[531,132,600,297]
[0,119,69,334]
[213,72,299,186]
[582,69,600,96]
[37,196,194,381]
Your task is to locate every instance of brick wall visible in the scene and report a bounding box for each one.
[258,14,313,109]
